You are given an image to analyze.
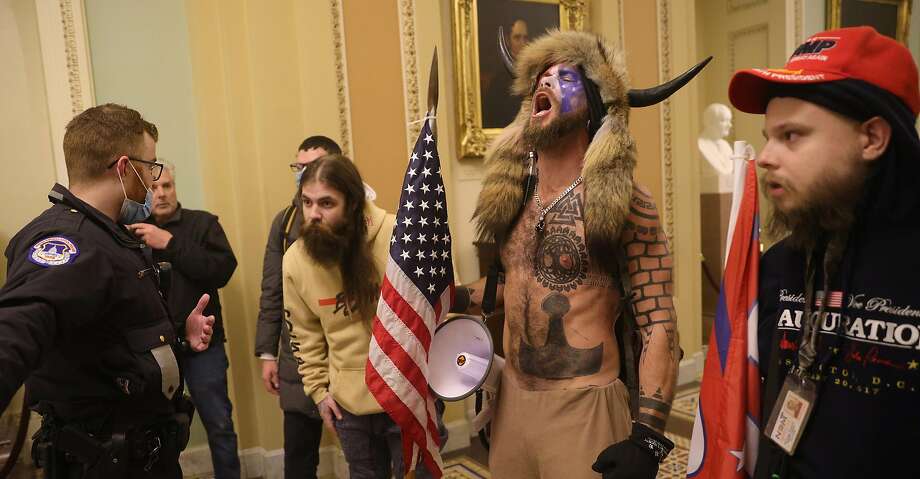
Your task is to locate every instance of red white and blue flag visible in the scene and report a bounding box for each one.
[366,119,452,478]
[687,153,761,478]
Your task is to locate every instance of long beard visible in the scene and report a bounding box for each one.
[301,220,353,267]
[522,106,588,151]
[763,169,865,251]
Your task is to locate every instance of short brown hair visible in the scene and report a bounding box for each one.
[63,103,158,183]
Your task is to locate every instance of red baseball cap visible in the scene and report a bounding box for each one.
[729,26,920,115]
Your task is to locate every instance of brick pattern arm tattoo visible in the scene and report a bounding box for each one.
[622,186,679,433]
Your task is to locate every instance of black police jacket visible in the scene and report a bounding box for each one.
[254,200,320,416]
[0,184,183,421]
[148,206,236,347]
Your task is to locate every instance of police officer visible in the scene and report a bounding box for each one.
[0,104,214,478]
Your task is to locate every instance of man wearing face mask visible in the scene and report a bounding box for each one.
[0,103,215,478]
[254,135,341,478]
[128,163,240,479]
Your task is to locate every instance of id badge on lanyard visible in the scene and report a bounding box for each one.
[765,251,828,455]
[764,371,818,455]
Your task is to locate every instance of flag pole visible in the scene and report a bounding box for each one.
[427,47,439,135]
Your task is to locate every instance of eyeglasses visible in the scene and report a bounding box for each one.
[289,163,308,173]
[108,157,165,181]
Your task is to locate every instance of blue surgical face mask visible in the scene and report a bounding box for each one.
[294,167,305,186]
[117,160,154,224]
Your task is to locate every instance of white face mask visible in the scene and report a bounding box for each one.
[117,160,154,224]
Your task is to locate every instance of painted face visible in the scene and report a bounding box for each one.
[531,63,587,120]
[757,97,865,215]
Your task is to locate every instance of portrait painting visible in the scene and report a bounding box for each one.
[827,0,912,43]
[452,0,586,157]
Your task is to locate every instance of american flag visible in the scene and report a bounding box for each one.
[366,118,452,478]
[815,291,843,308]
[688,154,761,478]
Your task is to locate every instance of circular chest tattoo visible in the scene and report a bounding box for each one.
[534,226,588,292]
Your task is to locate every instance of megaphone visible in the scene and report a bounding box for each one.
[428,315,504,401]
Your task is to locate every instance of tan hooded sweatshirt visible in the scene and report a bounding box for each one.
[282,202,395,415]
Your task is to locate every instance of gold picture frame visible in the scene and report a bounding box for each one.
[452,0,587,158]
[827,0,913,44]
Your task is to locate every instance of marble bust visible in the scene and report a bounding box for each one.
[698,103,734,194]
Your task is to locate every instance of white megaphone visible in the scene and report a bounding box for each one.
[428,315,504,401]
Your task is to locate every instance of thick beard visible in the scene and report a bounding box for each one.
[301,220,353,267]
[763,169,865,251]
[522,106,588,151]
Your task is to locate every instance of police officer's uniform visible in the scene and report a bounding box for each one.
[0,184,193,478]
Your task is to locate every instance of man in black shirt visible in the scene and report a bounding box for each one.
[129,163,239,478]
[728,27,920,478]
[0,103,214,478]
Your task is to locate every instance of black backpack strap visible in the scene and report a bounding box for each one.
[281,204,298,251]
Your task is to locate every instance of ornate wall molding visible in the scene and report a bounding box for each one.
[728,23,769,72]
[658,0,675,244]
[330,0,353,157]
[60,0,85,115]
[398,0,422,150]
[727,0,767,13]
[561,0,587,30]
[794,0,803,44]
[35,0,95,185]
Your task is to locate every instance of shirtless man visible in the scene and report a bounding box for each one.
[457,30,705,479]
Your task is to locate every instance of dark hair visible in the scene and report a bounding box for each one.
[299,155,379,315]
[298,136,342,155]
[63,103,158,183]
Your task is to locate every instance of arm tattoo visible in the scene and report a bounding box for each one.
[625,190,674,331]
[636,412,667,431]
[638,389,672,431]
[639,397,671,416]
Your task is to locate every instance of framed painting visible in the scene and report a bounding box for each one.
[452,0,587,158]
[827,0,912,43]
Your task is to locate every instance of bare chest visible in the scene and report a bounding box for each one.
[498,188,622,386]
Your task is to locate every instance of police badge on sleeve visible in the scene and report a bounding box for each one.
[28,236,80,267]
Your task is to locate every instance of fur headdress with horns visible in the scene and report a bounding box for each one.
[473,30,709,267]
[475,30,636,266]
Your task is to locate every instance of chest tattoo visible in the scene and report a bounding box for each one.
[518,293,603,379]
[533,192,589,292]
[534,226,588,292]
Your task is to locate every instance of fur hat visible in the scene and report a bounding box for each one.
[473,30,637,266]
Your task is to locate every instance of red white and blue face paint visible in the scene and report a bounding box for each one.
[533,63,586,117]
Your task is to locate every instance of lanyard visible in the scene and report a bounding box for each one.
[796,251,827,375]
[796,232,850,376]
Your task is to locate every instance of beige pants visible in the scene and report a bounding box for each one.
[488,370,632,479]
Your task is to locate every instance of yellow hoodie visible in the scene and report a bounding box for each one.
[282,202,395,415]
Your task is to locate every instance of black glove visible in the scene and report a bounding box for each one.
[592,422,674,479]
